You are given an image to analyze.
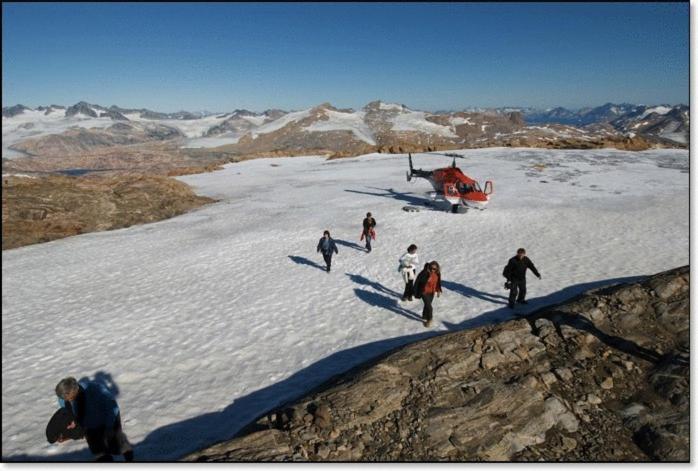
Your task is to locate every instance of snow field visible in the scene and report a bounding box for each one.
[1,148,688,460]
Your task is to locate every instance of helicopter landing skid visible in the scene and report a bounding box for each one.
[402,205,422,212]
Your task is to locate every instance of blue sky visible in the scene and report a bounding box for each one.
[2,2,689,112]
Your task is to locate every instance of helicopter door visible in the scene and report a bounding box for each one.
[484,180,494,195]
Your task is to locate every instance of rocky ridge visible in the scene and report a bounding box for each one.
[186,266,689,462]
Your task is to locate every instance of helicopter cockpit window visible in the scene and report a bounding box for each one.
[457,182,473,193]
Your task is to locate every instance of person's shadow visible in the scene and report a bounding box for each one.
[334,239,365,252]
[441,280,509,306]
[353,288,423,323]
[540,310,686,366]
[288,255,325,271]
[346,273,402,298]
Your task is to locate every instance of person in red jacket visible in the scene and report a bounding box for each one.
[413,261,442,328]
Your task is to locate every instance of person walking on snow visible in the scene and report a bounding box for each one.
[54,377,134,462]
[317,230,339,273]
[503,248,541,308]
[361,212,377,252]
[414,261,442,328]
[398,244,420,301]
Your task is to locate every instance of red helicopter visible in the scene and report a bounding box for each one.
[406,152,493,213]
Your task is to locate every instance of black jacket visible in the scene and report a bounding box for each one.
[317,237,338,255]
[414,264,442,298]
[362,217,376,234]
[503,256,540,281]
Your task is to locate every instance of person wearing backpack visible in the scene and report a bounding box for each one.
[361,212,377,253]
[398,244,420,301]
[54,377,134,462]
[413,261,442,328]
[317,230,339,273]
[502,248,541,308]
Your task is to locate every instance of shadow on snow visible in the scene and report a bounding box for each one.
[334,239,366,252]
[9,275,652,461]
[288,255,325,271]
[344,187,429,207]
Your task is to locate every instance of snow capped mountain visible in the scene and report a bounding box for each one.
[523,103,639,126]
[522,103,689,145]
[611,105,689,145]
[2,100,688,162]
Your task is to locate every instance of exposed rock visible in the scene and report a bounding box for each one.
[187,266,688,462]
[65,101,101,118]
[2,174,215,249]
[2,104,30,117]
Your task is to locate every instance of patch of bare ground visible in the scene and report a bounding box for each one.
[2,173,215,250]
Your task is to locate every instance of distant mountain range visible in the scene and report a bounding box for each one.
[2,100,689,167]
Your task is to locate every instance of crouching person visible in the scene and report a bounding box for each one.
[55,377,134,462]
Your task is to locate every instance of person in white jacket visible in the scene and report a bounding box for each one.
[398,244,420,301]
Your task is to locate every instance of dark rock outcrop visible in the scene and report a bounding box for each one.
[186,267,689,462]
[2,104,30,117]
[65,101,101,118]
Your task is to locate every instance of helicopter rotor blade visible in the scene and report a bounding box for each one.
[413,151,467,159]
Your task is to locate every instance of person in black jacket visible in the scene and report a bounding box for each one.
[503,248,541,308]
[361,212,377,252]
[55,377,133,462]
[317,230,339,273]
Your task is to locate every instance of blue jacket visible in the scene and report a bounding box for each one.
[58,380,120,430]
[317,237,338,255]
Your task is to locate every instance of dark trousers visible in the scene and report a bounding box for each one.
[403,280,414,299]
[322,253,333,271]
[364,233,372,251]
[85,415,133,460]
[421,293,434,321]
[508,278,527,306]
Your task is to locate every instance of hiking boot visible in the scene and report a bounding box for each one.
[408,297,413,301]
[401,297,408,302]
[423,319,432,328]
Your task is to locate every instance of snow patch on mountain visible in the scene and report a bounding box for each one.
[124,113,229,138]
[451,117,474,126]
[379,102,404,111]
[250,109,313,139]
[639,106,672,120]
[304,110,376,145]
[2,109,117,158]
[391,111,458,138]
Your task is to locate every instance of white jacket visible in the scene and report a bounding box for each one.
[398,252,420,283]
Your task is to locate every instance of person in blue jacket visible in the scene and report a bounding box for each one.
[55,377,134,462]
[316,230,339,273]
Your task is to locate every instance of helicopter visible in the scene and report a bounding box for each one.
[406,152,493,213]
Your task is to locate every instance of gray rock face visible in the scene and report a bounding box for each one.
[2,104,30,117]
[186,266,689,462]
[99,110,130,121]
[65,101,101,118]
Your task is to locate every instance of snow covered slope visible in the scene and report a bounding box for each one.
[1,148,688,460]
